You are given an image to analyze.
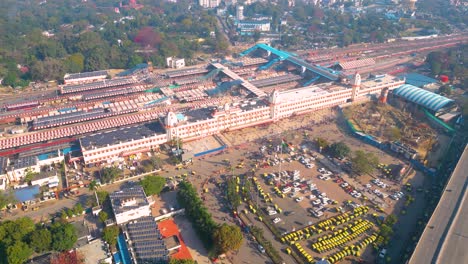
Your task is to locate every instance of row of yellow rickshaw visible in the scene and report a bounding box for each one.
[281,206,369,243]
[312,219,374,253]
[253,177,274,203]
[327,234,378,264]
[273,186,286,198]
[316,206,369,230]
[293,242,315,263]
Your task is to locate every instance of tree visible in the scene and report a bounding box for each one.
[23,168,39,184]
[88,180,98,191]
[102,225,120,248]
[29,228,52,253]
[253,30,261,42]
[100,167,122,184]
[213,224,243,254]
[73,203,84,215]
[226,178,241,209]
[387,126,402,141]
[98,211,108,223]
[7,241,33,264]
[139,175,166,196]
[0,190,16,209]
[350,150,379,175]
[439,84,452,96]
[316,137,329,151]
[328,141,351,158]
[50,221,77,251]
[65,53,85,73]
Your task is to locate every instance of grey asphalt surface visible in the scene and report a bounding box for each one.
[409,144,468,264]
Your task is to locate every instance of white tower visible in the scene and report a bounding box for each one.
[236,5,244,21]
[165,112,179,141]
[351,72,361,102]
[269,90,280,120]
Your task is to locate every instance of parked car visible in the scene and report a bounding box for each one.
[295,197,304,202]
[258,244,266,253]
[273,218,282,224]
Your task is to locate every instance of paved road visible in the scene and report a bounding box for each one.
[409,144,468,264]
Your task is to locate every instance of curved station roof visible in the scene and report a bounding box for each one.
[393,84,454,112]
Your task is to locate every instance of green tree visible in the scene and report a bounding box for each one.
[387,127,402,141]
[7,241,33,264]
[350,150,379,175]
[139,175,166,196]
[316,137,329,151]
[65,53,85,73]
[0,190,17,209]
[213,223,243,254]
[73,203,84,215]
[328,141,351,158]
[438,84,452,96]
[226,178,241,209]
[29,228,52,253]
[102,225,120,248]
[98,211,109,223]
[100,167,122,184]
[50,221,77,251]
[2,71,18,87]
[253,30,261,42]
[88,180,98,191]
[23,168,39,184]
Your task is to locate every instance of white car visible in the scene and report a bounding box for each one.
[353,192,362,198]
[282,187,291,193]
[322,176,331,181]
[306,164,315,169]
[268,210,278,216]
[273,218,282,224]
[312,199,322,206]
[295,197,304,202]
[294,187,301,193]
[365,183,372,189]
[308,195,316,200]
[340,182,349,188]
[318,192,327,199]
[312,210,323,218]
[318,175,326,180]
[293,182,301,188]
[318,168,326,173]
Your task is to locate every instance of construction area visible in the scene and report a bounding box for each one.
[343,102,438,161]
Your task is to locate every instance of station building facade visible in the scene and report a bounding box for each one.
[80,74,405,164]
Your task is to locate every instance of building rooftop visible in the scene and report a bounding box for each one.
[275,86,332,104]
[110,186,150,215]
[64,70,108,81]
[125,216,169,263]
[8,156,38,170]
[183,108,215,123]
[80,122,166,150]
[360,74,403,89]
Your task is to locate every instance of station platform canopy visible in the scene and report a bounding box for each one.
[393,84,455,113]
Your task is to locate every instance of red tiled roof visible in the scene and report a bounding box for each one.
[339,58,376,70]
[158,219,193,260]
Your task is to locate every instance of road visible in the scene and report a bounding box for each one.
[409,144,468,264]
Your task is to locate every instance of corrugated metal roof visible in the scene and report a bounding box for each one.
[393,84,454,112]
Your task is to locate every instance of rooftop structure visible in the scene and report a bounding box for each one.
[63,70,108,84]
[80,122,166,150]
[124,216,169,263]
[110,186,153,224]
[392,84,456,113]
[61,77,137,94]
[409,144,468,264]
[338,58,376,71]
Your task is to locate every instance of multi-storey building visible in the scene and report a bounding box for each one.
[80,73,404,164]
[198,0,220,8]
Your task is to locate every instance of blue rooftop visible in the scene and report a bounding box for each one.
[14,185,40,202]
[399,73,438,87]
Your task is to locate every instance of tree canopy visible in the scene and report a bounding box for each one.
[100,167,122,184]
[50,221,78,251]
[350,150,379,175]
[29,228,52,253]
[102,225,120,248]
[328,141,351,158]
[213,223,243,254]
[0,190,17,209]
[139,175,166,196]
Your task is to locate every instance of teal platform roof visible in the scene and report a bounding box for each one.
[393,84,454,112]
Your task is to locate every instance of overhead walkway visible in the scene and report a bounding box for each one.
[303,76,321,87]
[240,44,340,81]
[258,58,280,70]
[211,63,266,97]
[287,56,339,81]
